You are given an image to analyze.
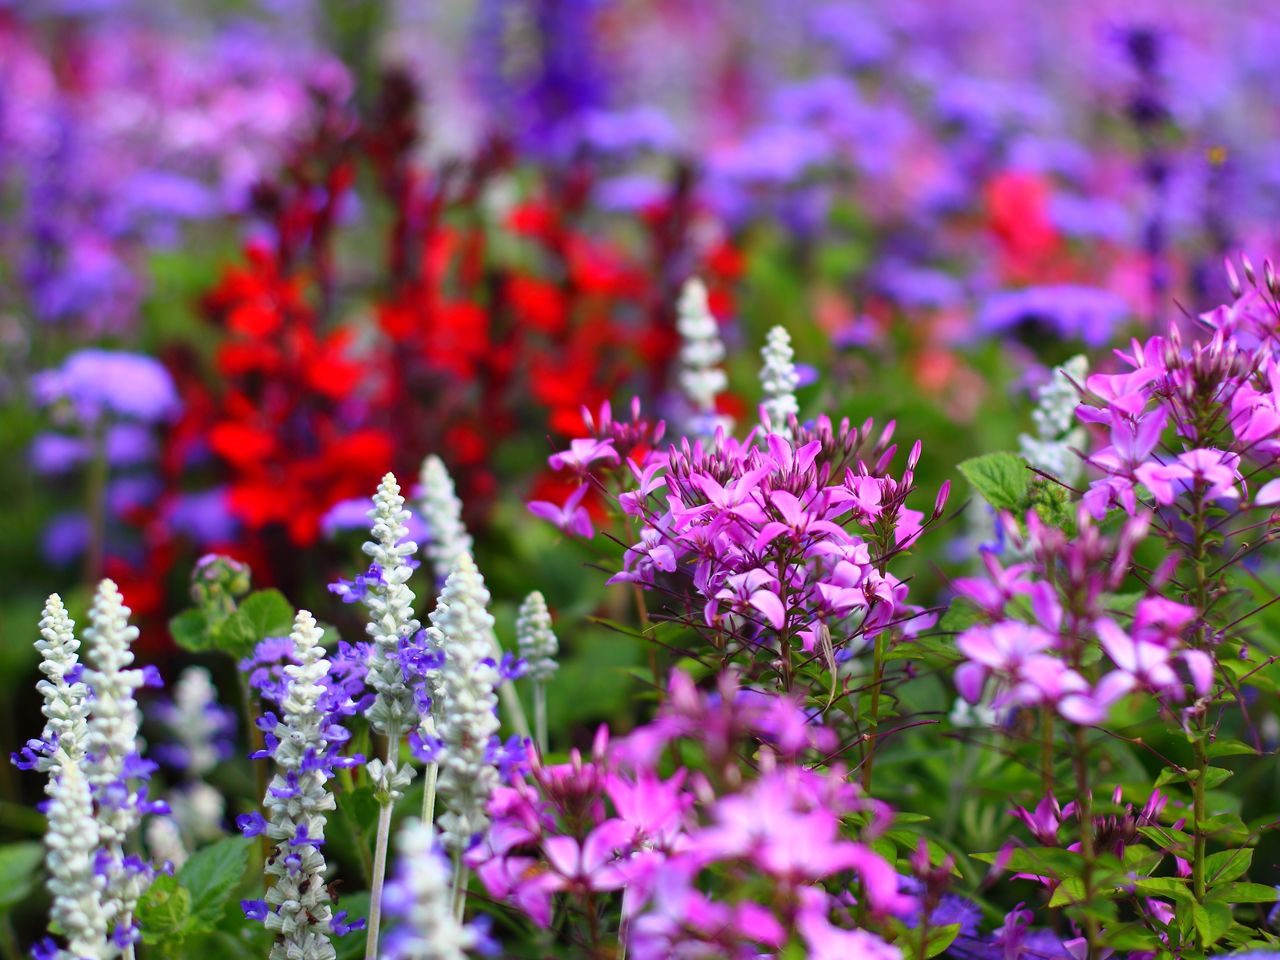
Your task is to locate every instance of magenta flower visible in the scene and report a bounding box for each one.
[528,484,595,537]
[548,437,621,473]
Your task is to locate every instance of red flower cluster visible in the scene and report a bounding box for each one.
[145,71,741,595]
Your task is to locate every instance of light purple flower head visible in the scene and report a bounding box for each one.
[32,350,180,423]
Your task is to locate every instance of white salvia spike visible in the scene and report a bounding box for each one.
[677,277,729,418]
[516,591,558,753]
[166,666,222,779]
[83,579,146,840]
[145,816,188,872]
[418,460,530,742]
[362,472,421,740]
[169,782,226,845]
[263,609,337,960]
[385,819,478,960]
[515,591,558,683]
[1018,355,1089,484]
[45,752,110,960]
[418,456,475,588]
[82,578,154,944]
[760,325,800,439]
[432,555,501,852]
[33,593,89,775]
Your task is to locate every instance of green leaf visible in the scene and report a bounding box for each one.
[1048,877,1087,907]
[1208,882,1278,903]
[1191,901,1233,948]
[0,842,44,910]
[169,608,212,653]
[1205,848,1252,884]
[938,598,983,635]
[137,874,192,945]
[972,846,1084,878]
[1133,877,1194,904]
[1207,739,1257,758]
[178,835,253,929]
[924,923,962,958]
[215,589,295,658]
[957,453,1031,512]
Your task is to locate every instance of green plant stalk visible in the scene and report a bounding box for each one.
[1041,708,1055,795]
[421,761,438,824]
[1192,738,1208,906]
[1071,725,1101,955]
[0,912,17,960]
[862,631,886,793]
[534,682,549,755]
[83,422,107,588]
[452,853,469,921]
[1189,485,1212,925]
[364,733,400,960]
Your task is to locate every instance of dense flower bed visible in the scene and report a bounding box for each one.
[3,3,1280,960]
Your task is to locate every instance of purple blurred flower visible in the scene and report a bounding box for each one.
[32,350,179,423]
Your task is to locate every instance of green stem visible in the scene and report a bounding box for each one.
[364,736,399,960]
[1041,708,1055,796]
[1071,726,1100,956]
[451,852,469,921]
[83,422,107,587]
[862,632,886,793]
[421,761,438,824]
[1192,737,1208,905]
[0,913,16,960]
[534,682,548,755]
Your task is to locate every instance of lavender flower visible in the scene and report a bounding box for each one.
[32,350,179,424]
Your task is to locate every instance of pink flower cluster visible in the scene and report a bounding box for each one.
[1078,285,1280,520]
[533,405,948,665]
[467,671,909,959]
[954,510,1213,724]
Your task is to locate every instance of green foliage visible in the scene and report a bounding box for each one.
[171,589,295,658]
[0,842,44,911]
[957,452,1031,512]
[137,836,253,953]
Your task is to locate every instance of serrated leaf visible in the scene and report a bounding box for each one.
[957,452,1030,512]
[0,842,44,910]
[169,608,212,653]
[137,873,192,945]
[215,589,295,658]
[179,835,253,929]
[1205,848,1253,884]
